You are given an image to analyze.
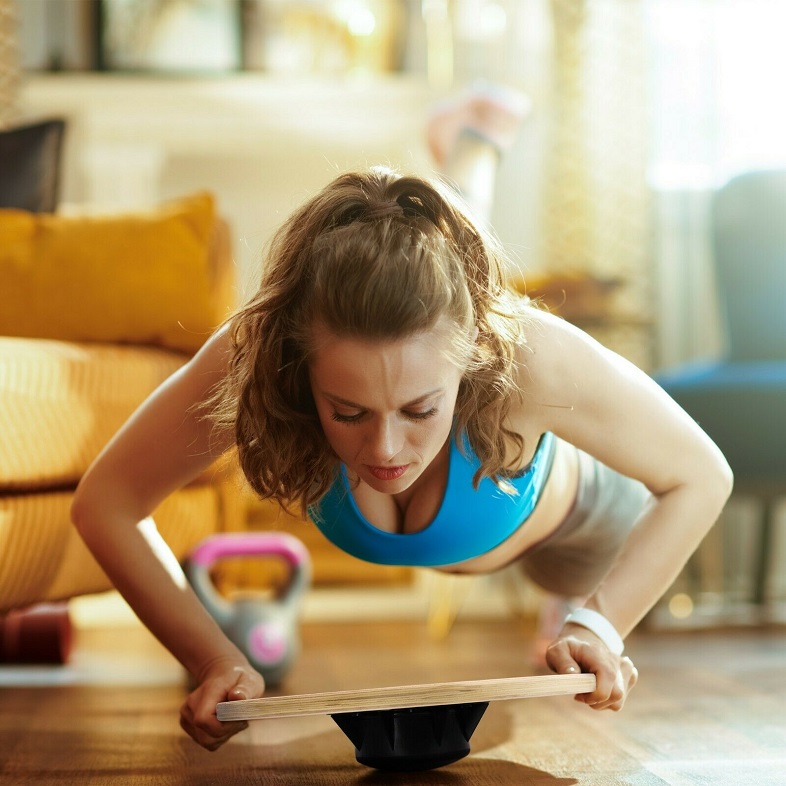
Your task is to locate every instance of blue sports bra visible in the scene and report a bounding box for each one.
[309,431,556,567]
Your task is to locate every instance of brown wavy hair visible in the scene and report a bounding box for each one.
[208,166,531,514]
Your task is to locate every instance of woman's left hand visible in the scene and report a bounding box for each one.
[544,625,638,711]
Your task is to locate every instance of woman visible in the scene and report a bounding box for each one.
[72,117,732,752]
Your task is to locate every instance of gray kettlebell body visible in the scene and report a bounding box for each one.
[185,532,311,686]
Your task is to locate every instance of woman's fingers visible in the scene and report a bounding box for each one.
[545,636,583,675]
[545,633,638,712]
[179,665,265,750]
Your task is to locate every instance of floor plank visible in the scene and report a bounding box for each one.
[0,618,784,785]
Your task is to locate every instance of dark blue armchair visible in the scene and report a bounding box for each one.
[655,170,786,608]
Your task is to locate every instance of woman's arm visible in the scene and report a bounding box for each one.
[71,327,265,748]
[518,309,733,707]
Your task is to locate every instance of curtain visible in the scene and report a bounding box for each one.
[539,0,652,369]
[648,0,786,368]
[0,0,20,128]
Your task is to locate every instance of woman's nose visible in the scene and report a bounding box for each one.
[366,417,403,463]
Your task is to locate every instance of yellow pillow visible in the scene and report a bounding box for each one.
[0,193,233,354]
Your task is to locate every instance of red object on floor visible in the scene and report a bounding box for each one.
[0,603,73,664]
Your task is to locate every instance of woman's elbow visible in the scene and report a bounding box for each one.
[70,475,97,538]
[71,469,116,540]
[706,448,734,511]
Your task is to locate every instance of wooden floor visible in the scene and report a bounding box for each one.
[0,614,784,785]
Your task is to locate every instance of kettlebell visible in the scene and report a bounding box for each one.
[185,532,311,687]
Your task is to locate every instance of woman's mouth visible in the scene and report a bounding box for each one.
[367,465,409,481]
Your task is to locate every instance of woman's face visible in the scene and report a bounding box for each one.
[308,321,467,494]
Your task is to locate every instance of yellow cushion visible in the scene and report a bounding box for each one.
[0,192,231,354]
[0,336,187,489]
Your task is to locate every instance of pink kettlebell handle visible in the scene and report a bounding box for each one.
[189,533,310,569]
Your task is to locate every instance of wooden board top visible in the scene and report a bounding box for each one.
[217,673,596,722]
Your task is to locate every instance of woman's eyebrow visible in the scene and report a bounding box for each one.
[322,389,445,409]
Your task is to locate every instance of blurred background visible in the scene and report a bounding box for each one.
[2,0,785,633]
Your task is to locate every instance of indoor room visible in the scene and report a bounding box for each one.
[1,1,784,784]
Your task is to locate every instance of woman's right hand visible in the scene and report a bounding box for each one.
[179,659,266,750]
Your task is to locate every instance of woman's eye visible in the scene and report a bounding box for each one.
[330,407,438,424]
[331,411,364,424]
[404,407,438,421]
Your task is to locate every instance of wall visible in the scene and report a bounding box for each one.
[19,73,437,296]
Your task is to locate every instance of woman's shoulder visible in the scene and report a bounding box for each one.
[513,306,601,407]
[170,324,235,424]
[188,322,234,378]
[516,305,583,360]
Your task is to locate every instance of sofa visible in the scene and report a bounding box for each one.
[0,190,240,614]
[0,119,415,644]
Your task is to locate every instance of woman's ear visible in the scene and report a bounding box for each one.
[471,326,480,343]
